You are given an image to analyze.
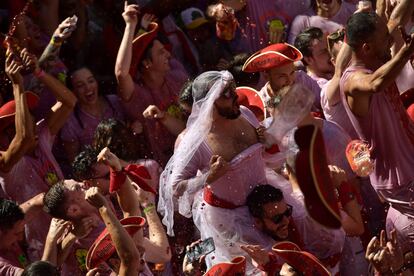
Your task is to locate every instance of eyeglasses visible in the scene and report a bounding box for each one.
[269,204,293,224]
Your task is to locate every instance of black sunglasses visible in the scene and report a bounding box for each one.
[270,204,293,224]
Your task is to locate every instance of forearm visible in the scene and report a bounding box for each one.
[37,72,77,108]
[115,24,136,101]
[99,206,139,262]
[19,193,44,222]
[388,0,414,35]
[159,115,186,136]
[116,176,141,217]
[39,40,62,69]
[143,206,171,262]
[14,82,35,141]
[57,233,77,266]
[115,24,135,76]
[41,237,58,265]
[362,47,412,93]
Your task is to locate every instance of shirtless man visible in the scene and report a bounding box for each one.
[340,12,414,252]
[159,71,274,274]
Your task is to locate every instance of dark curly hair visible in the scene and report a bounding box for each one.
[246,185,284,218]
[0,199,25,231]
[22,261,60,276]
[72,146,99,181]
[93,118,139,161]
[43,181,67,220]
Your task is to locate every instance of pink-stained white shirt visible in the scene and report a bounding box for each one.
[122,59,188,167]
[0,120,63,261]
[321,80,359,139]
[60,95,125,148]
[340,65,414,217]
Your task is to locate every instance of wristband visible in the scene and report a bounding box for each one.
[109,164,156,194]
[50,36,63,47]
[143,203,155,214]
[34,69,45,78]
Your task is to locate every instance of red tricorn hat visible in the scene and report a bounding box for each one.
[272,241,331,276]
[0,91,39,131]
[204,256,246,276]
[86,216,146,270]
[129,22,159,79]
[294,125,341,229]
[236,86,265,121]
[242,43,302,73]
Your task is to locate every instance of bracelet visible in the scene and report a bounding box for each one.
[50,36,63,47]
[143,203,155,214]
[34,69,45,78]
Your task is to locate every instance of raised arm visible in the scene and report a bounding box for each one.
[0,53,36,173]
[39,16,77,71]
[85,187,140,276]
[138,186,171,263]
[42,218,71,265]
[115,2,139,102]
[143,105,185,136]
[324,42,352,106]
[29,54,77,135]
[346,29,414,96]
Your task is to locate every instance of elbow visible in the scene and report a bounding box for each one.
[115,67,129,80]
[67,96,77,110]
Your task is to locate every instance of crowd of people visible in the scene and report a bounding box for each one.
[0,0,414,275]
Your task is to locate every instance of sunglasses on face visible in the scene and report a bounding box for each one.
[270,204,293,224]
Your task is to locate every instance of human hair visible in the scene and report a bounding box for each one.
[327,29,345,59]
[22,261,60,276]
[93,118,138,161]
[179,80,194,107]
[311,0,342,12]
[139,34,171,72]
[294,27,323,66]
[0,199,24,231]
[346,12,378,50]
[246,185,284,218]
[228,53,260,87]
[72,146,99,181]
[43,181,67,219]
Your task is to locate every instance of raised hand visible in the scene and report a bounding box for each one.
[97,147,122,172]
[5,54,23,84]
[53,16,78,42]
[206,155,229,184]
[85,187,108,209]
[399,26,414,53]
[328,165,348,188]
[122,1,140,26]
[47,218,72,242]
[143,105,165,120]
[140,13,157,30]
[240,244,270,268]
[20,48,39,73]
[71,216,98,239]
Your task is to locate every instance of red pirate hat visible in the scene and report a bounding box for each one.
[0,91,39,131]
[86,216,146,270]
[400,88,414,109]
[294,125,341,229]
[272,242,331,276]
[204,256,246,276]
[129,22,159,79]
[242,43,302,73]
[236,86,265,121]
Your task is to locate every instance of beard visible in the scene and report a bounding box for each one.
[216,104,241,120]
